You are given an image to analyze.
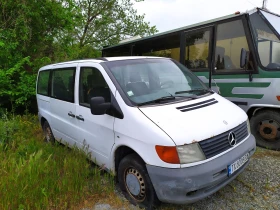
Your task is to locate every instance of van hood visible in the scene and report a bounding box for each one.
[139,94,248,146]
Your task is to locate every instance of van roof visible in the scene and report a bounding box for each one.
[39,56,166,70]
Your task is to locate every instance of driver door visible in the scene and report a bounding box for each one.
[75,63,116,169]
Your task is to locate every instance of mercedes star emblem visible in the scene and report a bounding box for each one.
[228,132,237,147]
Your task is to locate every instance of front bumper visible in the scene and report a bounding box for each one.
[146,134,256,204]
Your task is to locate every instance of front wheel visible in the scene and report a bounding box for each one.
[118,153,160,209]
[250,110,280,150]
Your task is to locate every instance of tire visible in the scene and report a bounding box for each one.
[118,153,160,209]
[43,121,55,143]
[250,110,280,150]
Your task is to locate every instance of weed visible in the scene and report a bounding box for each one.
[236,177,255,193]
[0,114,115,209]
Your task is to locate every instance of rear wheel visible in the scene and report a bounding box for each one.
[118,153,160,209]
[250,110,280,150]
[43,121,55,143]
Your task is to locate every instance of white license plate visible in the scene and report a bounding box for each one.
[228,153,249,176]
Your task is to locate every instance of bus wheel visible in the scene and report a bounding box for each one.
[250,110,280,150]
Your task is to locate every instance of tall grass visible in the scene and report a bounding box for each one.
[0,113,115,209]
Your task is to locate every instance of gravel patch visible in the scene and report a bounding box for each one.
[88,148,280,210]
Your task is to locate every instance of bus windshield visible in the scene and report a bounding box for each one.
[250,10,280,70]
[261,10,280,35]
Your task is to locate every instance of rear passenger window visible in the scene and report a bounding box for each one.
[79,67,111,106]
[37,70,50,95]
[51,68,75,102]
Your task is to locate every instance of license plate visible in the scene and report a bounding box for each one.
[228,153,249,176]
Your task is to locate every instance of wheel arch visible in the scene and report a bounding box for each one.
[40,117,47,128]
[247,106,280,119]
[114,145,145,179]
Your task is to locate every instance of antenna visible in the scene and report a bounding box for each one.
[262,0,267,9]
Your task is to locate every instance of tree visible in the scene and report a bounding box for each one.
[0,0,75,68]
[0,0,75,112]
[0,0,157,113]
[73,0,157,49]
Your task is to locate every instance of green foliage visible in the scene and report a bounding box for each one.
[0,0,157,113]
[0,115,115,209]
[73,0,158,49]
[0,57,36,112]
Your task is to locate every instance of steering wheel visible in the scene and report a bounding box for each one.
[160,80,174,88]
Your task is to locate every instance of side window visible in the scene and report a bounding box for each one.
[140,34,181,62]
[143,48,180,61]
[51,68,75,102]
[185,30,210,70]
[215,19,250,71]
[79,67,111,106]
[37,70,50,95]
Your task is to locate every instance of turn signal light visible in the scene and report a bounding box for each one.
[277,96,280,101]
[155,145,180,164]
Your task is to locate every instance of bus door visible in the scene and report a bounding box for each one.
[210,16,257,110]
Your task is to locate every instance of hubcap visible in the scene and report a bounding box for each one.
[124,168,146,201]
[258,119,280,141]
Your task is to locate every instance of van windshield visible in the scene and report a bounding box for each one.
[105,58,210,105]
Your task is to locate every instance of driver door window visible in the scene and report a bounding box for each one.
[79,67,111,107]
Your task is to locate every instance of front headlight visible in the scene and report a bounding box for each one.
[177,143,206,164]
[247,118,251,134]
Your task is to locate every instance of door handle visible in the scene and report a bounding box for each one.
[68,112,75,118]
[76,115,84,121]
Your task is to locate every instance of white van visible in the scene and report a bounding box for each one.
[36,57,256,209]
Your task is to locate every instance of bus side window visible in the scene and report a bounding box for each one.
[185,30,210,70]
[140,34,181,62]
[215,19,251,71]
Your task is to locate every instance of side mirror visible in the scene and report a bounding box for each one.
[90,97,111,115]
[240,48,248,68]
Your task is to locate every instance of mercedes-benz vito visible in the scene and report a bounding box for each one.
[36,57,256,209]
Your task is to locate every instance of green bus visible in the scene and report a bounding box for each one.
[102,8,280,150]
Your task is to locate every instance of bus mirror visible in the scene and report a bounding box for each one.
[211,86,220,94]
[240,48,248,68]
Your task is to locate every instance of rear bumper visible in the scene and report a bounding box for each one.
[146,134,256,204]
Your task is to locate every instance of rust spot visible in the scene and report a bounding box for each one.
[192,140,198,143]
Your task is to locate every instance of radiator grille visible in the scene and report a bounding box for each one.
[199,121,248,159]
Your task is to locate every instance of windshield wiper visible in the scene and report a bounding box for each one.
[137,95,176,106]
[154,95,176,102]
[175,89,212,95]
[137,94,198,106]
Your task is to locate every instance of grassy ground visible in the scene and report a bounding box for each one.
[0,114,120,210]
[1,114,279,210]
